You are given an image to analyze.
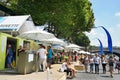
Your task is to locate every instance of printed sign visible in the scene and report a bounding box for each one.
[28,54,34,62]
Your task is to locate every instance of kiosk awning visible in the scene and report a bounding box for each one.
[0,15,31,31]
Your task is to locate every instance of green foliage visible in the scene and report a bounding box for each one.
[2,0,94,47]
[73,33,90,47]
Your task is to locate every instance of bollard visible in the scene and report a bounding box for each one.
[35,54,38,73]
[47,67,50,80]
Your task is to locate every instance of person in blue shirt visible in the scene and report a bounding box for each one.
[47,46,53,69]
[6,44,13,68]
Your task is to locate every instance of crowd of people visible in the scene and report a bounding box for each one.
[59,51,120,78]
[78,53,120,78]
[6,43,120,79]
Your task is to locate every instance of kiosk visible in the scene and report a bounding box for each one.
[0,32,38,73]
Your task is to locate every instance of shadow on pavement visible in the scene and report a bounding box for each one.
[114,73,120,75]
[100,75,111,78]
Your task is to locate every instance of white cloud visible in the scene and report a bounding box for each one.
[115,12,120,16]
[85,29,97,36]
[107,27,115,34]
[86,26,120,47]
[86,27,109,47]
[116,24,120,28]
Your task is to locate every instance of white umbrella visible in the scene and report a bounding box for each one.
[79,50,86,54]
[18,30,55,41]
[52,45,64,50]
[86,52,91,54]
[41,38,66,46]
[65,44,81,49]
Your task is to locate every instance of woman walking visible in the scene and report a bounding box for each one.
[101,54,107,74]
[37,44,46,72]
[89,54,94,73]
[83,54,89,73]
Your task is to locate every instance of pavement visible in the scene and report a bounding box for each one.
[1,61,120,80]
[67,65,120,80]
[0,64,66,80]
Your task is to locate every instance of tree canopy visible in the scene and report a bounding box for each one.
[1,0,95,47]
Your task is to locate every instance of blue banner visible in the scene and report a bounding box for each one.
[98,39,104,55]
[101,26,112,53]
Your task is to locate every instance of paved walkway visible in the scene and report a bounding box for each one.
[67,65,120,80]
[0,64,66,80]
[2,62,119,80]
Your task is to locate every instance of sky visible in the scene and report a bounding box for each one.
[86,0,120,47]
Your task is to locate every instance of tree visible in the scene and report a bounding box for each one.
[72,33,90,51]
[2,0,94,47]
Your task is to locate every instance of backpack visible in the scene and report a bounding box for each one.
[109,58,114,66]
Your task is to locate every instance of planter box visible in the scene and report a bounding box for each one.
[74,65,84,70]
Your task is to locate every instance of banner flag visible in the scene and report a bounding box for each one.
[101,26,112,53]
[98,39,104,55]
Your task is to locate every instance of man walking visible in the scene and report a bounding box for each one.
[47,46,53,69]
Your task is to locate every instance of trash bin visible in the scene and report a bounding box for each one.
[17,51,35,74]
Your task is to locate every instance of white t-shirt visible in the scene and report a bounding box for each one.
[44,49,47,59]
[37,48,45,59]
[61,62,67,72]
[94,56,100,64]
[102,57,107,64]
[89,58,94,64]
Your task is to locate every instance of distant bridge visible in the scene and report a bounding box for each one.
[90,47,120,57]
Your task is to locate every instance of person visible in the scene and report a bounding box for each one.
[80,53,85,64]
[60,59,75,79]
[17,45,24,56]
[115,58,120,74]
[37,44,46,72]
[113,55,117,71]
[101,54,107,74]
[6,44,13,68]
[74,51,78,62]
[43,45,48,70]
[47,46,53,69]
[94,53,100,74]
[108,55,114,78]
[83,54,89,73]
[89,54,94,73]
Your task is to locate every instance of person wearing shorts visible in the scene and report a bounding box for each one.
[47,46,53,69]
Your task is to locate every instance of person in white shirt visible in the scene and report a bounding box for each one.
[60,59,75,79]
[94,53,101,74]
[37,44,46,72]
[83,54,89,73]
[89,54,94,73]
[43,46,48,70]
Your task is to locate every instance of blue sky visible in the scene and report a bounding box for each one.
[86,0,120,47]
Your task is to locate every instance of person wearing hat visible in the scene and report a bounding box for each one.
[37,44,46,72]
